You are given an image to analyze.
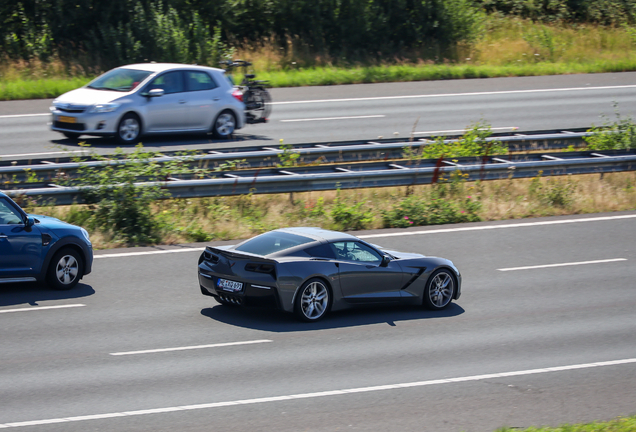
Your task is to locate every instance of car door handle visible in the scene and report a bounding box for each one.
[179,100,186,104]
[0,235,7,239]
[213,98,220,101]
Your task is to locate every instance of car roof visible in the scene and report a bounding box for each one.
[119,63,225,74]
[276,227,359,242]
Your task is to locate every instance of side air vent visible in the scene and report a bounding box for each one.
[41,233,52,246]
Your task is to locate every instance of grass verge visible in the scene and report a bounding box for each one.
[2,18,636,100]
[18,170,636,249]
[496,414,636,431]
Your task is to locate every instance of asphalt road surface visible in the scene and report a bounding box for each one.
[1,72,636,158]
[1,212,635,431]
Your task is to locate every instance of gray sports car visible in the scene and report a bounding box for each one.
[198,227,461,322]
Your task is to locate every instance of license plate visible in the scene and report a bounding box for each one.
[217,278,243,292]
[58,116,76,123]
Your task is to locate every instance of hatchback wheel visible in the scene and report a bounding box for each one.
[47,248,84,290]
[294,278,331,322]
[423,269,455,310]
[212,110,236,139]
[116,113,141,144]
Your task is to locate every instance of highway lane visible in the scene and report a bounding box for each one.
[0,212,635,431]
[1,72,636,158]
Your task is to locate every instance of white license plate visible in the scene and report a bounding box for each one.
[217,278,243,292]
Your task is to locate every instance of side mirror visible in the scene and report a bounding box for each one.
[25,217,35,228]
[380,255,391,267]
[143,88,164,98]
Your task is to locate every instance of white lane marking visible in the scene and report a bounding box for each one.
[0,304,85,314]
[0,113,49,119]
[6,84,636,120]
[0,150,88,159]
[498,258,627,272]
[110,339,272,356]
[91,215,636,259]
[271,84,636,105]
[94,248,205,259]
[358,214,636,239]
[3,357,635,428]
[281,115,385,122]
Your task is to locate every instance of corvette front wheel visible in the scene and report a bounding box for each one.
[423,269,455,310]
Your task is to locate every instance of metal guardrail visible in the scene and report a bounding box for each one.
[5,149,635,205]
[0,129,593,184]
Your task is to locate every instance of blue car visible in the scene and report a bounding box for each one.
[0,192,93,290]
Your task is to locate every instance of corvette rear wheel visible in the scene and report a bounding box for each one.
[423,269,455,310]
[294,278,331,322]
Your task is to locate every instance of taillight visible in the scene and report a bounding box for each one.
[245,263,275,273]
[232,89,244,103]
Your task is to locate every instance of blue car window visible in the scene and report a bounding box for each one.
[0,198,23,225]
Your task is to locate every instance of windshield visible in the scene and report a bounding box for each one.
[235,231,314,256]
[87,68,153,92]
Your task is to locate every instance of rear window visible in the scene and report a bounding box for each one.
[235,231,314,256]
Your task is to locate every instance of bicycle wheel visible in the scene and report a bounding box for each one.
[244,88,272,123]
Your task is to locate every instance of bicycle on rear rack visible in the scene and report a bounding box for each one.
[220,60,272,124]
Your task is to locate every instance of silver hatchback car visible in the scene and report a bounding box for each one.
[50,63,246,143]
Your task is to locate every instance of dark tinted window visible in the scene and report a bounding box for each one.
[186,71,217,91]
[147,71,184,94]
[305,244,336,259]
[236,231,314,256]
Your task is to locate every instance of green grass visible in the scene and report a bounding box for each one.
[2,16,636,100]
[0,76,90,101]
[3,59,636,101]
[496,414,636,431]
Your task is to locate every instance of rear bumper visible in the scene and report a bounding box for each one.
[198,271,281,309]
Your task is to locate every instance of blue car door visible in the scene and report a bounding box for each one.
[0,198,42,278]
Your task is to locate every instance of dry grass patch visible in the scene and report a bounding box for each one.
[23,171,636,250]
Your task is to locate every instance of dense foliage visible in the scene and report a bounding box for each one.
[476,0,636,24]
[2,0,482,70]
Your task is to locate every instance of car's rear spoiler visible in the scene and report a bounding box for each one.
[204,246,278,265]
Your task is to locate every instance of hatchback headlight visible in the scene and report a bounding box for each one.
[81,228,91,245]
[89,103,120,113]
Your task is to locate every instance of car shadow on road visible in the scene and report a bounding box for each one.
[201,303,465,332]
[50,132,273,150]
[0,282,95,307]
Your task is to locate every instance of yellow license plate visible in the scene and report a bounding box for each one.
[58,116,76,123]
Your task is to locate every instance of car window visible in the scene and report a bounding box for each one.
[330,241,382,264]
[148,71,184,94]
[0,198,24,225]
[87,68,153,92]
[305,244,336,259]
[186,71,217,91]
[236,231,314,256]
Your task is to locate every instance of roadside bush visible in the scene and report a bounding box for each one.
[585,108,636,151]
[414,121,508,160]
[330,191,374,231]
[57,146,188,245]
